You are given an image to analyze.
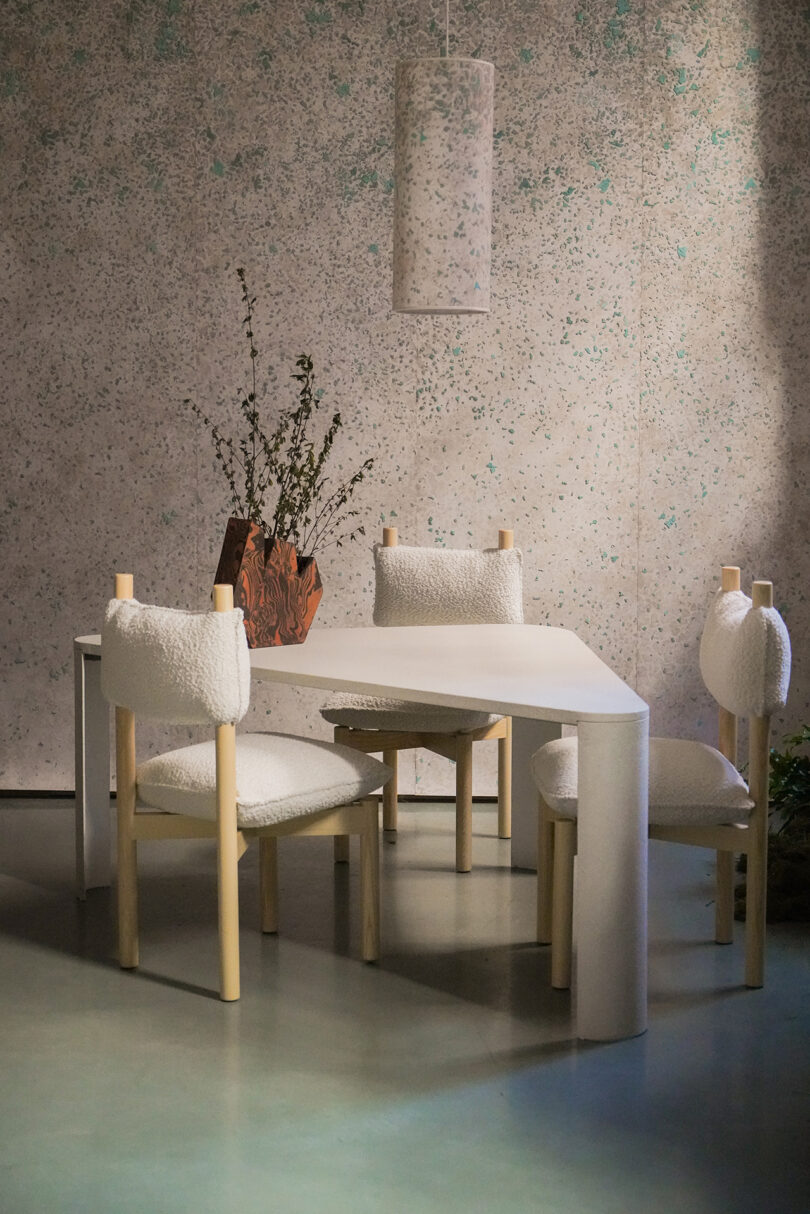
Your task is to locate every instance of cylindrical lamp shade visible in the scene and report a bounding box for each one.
[393,57,494,314]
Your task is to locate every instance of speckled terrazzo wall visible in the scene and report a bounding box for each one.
[1,0,808,792]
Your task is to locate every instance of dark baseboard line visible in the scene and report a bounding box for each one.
[1,790,498,804]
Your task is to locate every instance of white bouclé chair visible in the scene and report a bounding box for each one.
[102,575,390,1001]
[533,566,791,991]
[321,526,524,872]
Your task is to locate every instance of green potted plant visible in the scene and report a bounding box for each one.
[188,269,373,647]
[736,725,810,922]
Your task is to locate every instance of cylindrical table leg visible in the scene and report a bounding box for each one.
[575,715,648,1041]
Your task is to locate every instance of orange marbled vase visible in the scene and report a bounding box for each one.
[214,517,322,648]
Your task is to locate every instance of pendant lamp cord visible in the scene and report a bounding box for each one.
[445,0,449,57]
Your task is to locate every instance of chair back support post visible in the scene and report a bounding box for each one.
[382,526,398,548]
[717,565,741,763]
[745,580,774,987]
[498,529,513,551]
[114,573,138,968]
[213,583,240,1001]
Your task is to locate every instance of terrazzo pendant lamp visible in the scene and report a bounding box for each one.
[393,2,494,314]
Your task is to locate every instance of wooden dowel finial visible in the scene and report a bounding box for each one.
[752,580,773,609]
[115,573,134,600]
[721,566,740,592]
[382,526,398,548]
[213,583,234,612]
[498,529,514,551]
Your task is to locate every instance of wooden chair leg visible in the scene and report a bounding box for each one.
[334,835,350,864]
[537,796,554,945]
[216,721,240,1002]
[260,836,279,934]
[715,849,734,944]
[360,801,380,962]
[382,749,398,832]
[551,818,576,990]
[455,735,474,872]
[744,843,766,988]
[116,704,139,969]
[117,818,139,969]
[497,717,512,839]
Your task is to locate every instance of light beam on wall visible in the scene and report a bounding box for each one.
[393,54,494,314]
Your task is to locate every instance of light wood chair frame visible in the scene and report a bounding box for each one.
[537,566,773,991]
[112,575,380,1002]
[332,526,514,874]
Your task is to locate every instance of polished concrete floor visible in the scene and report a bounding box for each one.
[0,798,808,1214]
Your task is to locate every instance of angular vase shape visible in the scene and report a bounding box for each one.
[214,517,322,648]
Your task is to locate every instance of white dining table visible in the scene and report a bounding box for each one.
[73,622,649,1042]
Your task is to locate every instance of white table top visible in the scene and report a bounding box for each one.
[77,623,647,724]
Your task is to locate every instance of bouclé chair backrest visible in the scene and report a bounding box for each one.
[699,586,791,720]
[101,598,251,725]
[373,544,524,627]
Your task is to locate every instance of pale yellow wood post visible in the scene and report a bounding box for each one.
[455,734,474,872]
[715,564,741,944]
[744,579,773,988]
[360,800,380,962]
[114,573,139,969]
[382,750,398,832]
[536,796,554,945]
[333,730,350,863]
[214,583,240,1001]
[260,837,279,934]
[497,715,512,839]
[551,818,576,990]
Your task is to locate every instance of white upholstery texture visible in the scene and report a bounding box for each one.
[531,736,754,827]
[372,544,524,627]
[102,598,250,726]
[699,588,791,718]
[320,692,502,733]
[137,732,391,828]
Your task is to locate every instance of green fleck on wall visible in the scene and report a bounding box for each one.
[2,70,21,97]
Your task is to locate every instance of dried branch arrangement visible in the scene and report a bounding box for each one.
[188,268,373,557]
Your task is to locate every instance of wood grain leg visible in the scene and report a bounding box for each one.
[744,844,766,988]
[360,801,380,962]
[260,836,279,934]
[215,720,240,1002]
[551,818,576,990]
[455,736,473,873]
[498,717,512,839]
[537,796,554,945]
[115,705,138,970]
[382,749,398,832]
[117,819,139,969]
[715,849,734,944]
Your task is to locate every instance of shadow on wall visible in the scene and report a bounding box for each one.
[757,0,810,729]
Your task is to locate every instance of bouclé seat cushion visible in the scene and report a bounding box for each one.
[531,735,754,827]
[137,732,391,828]
[320,692,501,733]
